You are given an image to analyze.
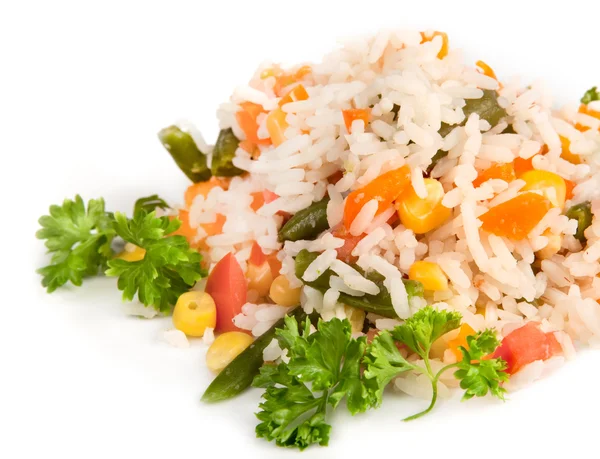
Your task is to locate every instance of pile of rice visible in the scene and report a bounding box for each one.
[179,30,600,394]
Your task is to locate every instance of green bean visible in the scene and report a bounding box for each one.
[211,128,245,177]
[429,90,507,171]
[294,249,424,318]
[278,198,330,242]
[201,308,308,403]
[158,126,211,183]
[566,201,593,242]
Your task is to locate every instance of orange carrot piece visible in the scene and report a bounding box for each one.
[513,156,535,178]
[480,192,552,240]
[294,65,312,80]
[236,102,271,145]
[342,108,371,133]
[279,84,309,107]
[448,324,476,361]
[565,179,576,201]
[576,104,600,132]
[473,163,515,188]
[266,108,288,146]
[559,135,581,164]
[184,177,230,209]
[420,31,449,59]
[343,165,411,229]
[475,60,498,81]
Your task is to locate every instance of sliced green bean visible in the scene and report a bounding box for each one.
[211,128,244,177]
[278,198,330,242]
[158,126,211,183]
[294,249,424,319]
[566,201,592,242]
[201,308,308,403]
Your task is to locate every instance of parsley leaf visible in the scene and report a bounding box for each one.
[454,330,509,400]
[581,86,600,105]
[105,210,205,312]
[253,316,369,450]
[391,307,462,358]
[133,194,169,216]
[363,331,416,407]
[36,195,115,292]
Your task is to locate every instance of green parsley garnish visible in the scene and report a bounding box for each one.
[36,195,115,292]
[253,316,370,450]
[133,194,170,215]
[106,211,205,313]
[581,86,600,105]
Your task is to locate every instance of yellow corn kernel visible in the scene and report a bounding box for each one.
[408,261,449,291]
[114,243,146,262]
[247,262,273,299]
[536,231,562,260]
[560,135,581,165]
[521,170,567,208]
[269,275,302,307]
[172,291,216,337]
[448,323,476,361]
[344,305,366,334]
[395,178,451,234]
[266,108,288,146]
[206,331,254,373]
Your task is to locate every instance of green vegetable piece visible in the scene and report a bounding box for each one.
[211,128,244,177]
[36,195,116,292]
[202,308,308,403]
[566,201,593,242]
[133,195,169,216]
[429,89,507,170]
[158,125,211,183]
[294,249,424,318]
[253,315,370,450]
[581,86,600,105]
[278,198,330,242]
[105,210,205,313]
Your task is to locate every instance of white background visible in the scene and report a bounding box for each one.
[2,1,599,458]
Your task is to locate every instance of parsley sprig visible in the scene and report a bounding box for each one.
[106,211,205,313]
[253,316,370,450]
[36,196,115,292]
[253,306,509,450]
[37,194,204,312]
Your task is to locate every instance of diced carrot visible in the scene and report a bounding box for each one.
[239,139,260,158]
[559,135,581,164]
[184,177,230,209]
[236,102,271,146]
[343,165,411,230]
[266,108,288,146]
[576,104,600,132]
[565,179,576,201]
[513,156,535,178]
[473,163,515,188]
[273,74,297,97]
[250,192,265,212]
[249,241,267,266]
[448,324,476,361]
[263,189,278,204]
[201,214,226,239]
[420,31,449,59]
[475,60,498,81]
[480,192,552,240]
[171,210,200,248]
[342,108,371,133]
[279,84,309,107]
[267,253,282,277]
[331,225,364,263]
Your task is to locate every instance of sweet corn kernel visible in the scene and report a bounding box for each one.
[266,108,288,146]
[172,291,217,337]
[536,231,562,260]
[521,170,567,208]
[396,179,451,234]
[408,261,449,291]
[269,275,301,307]
[560,136,581,164]
[247,262,273,299]
[114,243,146,262]
[206,332,254,373]
[344,305,366,334]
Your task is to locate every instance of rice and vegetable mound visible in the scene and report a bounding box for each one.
[37,30,600,450]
